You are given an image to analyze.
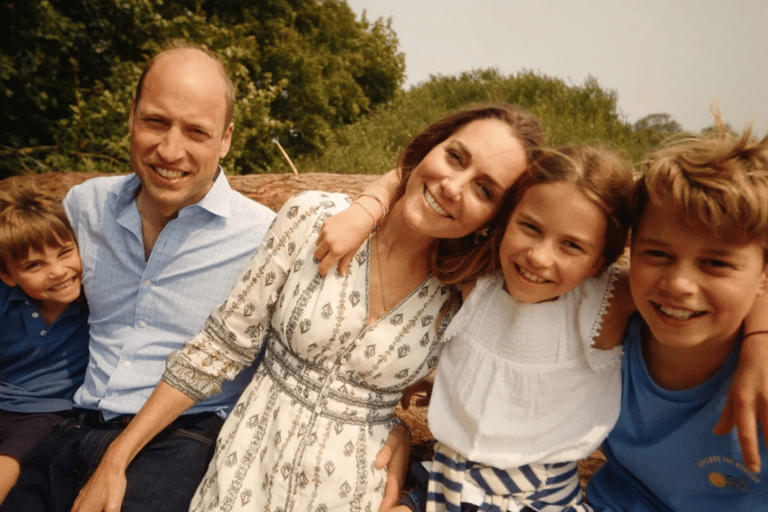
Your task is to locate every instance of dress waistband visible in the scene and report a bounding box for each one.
[263,330,402,426]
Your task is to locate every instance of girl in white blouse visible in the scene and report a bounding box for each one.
[403,145,637,512]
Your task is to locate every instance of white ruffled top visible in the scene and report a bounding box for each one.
[428,266,623,469]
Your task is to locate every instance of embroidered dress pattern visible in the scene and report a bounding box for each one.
[164,191,454,512]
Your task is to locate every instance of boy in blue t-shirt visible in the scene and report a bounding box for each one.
[0,183,89,503]
[587,120,768,510]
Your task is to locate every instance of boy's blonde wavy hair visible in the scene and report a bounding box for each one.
[631,112,768,259]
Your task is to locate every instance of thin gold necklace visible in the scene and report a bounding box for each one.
[374,231,389,317]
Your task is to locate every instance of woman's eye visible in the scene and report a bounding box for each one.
[447,149,461,163]
[520,222,539,234]
[479,184,493,200]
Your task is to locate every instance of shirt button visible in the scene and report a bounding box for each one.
[144,280,151,286]
[32,312,40,318]
[40,330,47,336]
[111,392,118,397]
[138,321,147,328]
[123,361,131,368]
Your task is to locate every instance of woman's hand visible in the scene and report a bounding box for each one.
[375,423,411,512]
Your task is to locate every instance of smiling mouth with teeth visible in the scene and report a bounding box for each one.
[423,188,452,218]
[152,165,185,180]
[50,277,76,292]
[516,264,549,284]
[654,302,705,320]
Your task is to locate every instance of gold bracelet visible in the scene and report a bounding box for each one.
[351,200,377,229]
[360,192,389,217]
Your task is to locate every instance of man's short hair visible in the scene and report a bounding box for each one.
[0,182,76,273]
[133,39,236,132]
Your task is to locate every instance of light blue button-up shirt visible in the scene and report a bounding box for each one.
[63,171,275,419]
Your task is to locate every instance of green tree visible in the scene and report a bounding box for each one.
[632,113,683,148]
[299,68,653,175]
[0,0,404,177]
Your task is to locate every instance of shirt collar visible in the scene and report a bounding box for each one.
[6,283,87,315]
[111,167,233,220]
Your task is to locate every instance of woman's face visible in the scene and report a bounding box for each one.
[399,118,527,240]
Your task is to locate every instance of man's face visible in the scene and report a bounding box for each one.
[128,51,234,217]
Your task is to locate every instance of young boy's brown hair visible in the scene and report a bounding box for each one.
[0,182,76,274]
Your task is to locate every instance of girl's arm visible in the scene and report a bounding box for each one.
[592,267,636,351]
[714,293,768,474]
[315,170,399,276]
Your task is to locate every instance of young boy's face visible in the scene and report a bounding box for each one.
[0,239,82,312]
[629,201,768,351]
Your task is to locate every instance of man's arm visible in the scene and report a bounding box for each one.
[315,170,399,276]
[71,382,195,512]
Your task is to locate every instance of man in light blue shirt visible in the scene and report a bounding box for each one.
[3,41,275,512]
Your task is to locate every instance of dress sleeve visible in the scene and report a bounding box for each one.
[163,191,347,402]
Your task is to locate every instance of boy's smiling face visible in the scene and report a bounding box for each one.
[0,239,82,315]
[630,201,768,352]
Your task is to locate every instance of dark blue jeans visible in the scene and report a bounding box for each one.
[1,409,223,512]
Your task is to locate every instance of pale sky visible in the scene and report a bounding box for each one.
[347,0,768,135]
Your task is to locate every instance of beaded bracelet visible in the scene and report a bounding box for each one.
[360,192,389,218]
[351,200,378,229]
[391,415,413,441]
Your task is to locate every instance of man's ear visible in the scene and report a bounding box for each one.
[0,271,17,288]
[219,122,234,158]
[128,96,137,135]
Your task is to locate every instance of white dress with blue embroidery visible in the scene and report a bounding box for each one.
[163,191,456,512]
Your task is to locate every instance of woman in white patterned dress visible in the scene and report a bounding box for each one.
[72,104,545,512]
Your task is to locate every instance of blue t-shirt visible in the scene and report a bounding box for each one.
[587,314,768,511]
[0,280,89,413]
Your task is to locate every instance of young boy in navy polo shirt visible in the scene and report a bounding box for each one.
[0,183,89,503]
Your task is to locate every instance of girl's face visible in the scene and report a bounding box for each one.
[499,182,607,303]
[398,118,527,240]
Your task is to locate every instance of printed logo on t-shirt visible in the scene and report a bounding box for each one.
[697,455,760,492]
